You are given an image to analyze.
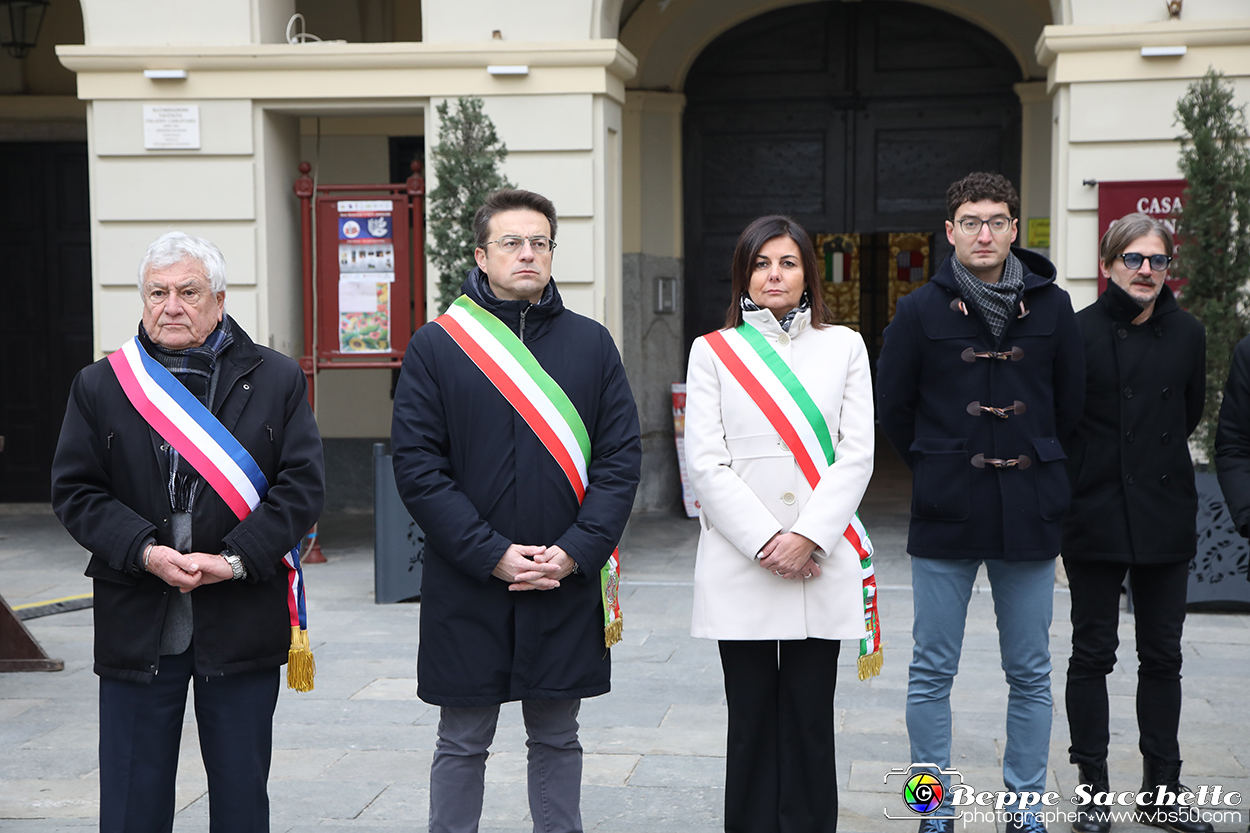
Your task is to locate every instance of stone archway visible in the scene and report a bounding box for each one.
[681,0,1023,355]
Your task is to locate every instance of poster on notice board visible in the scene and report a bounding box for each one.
[337,200,395,353]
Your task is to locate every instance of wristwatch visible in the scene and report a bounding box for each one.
[221,549,248,581]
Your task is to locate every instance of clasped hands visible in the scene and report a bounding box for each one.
[492,543,577,591]
[144,544,235,593]
[759,531,822,580]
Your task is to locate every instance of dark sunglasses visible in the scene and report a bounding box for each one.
[1118,252,1172,272]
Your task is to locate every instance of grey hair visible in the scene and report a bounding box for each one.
[137,232,227,294]
[1100,212,1175,267]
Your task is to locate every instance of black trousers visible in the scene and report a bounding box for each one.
[718,638,840,833]
[1063,559,1188,769]
[98,647,280,833]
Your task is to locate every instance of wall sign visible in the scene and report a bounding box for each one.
[143,105,201,150]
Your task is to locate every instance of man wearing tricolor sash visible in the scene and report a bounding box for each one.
[391,190,641,833]
[52,232,324,833]
[877,174,1085,833]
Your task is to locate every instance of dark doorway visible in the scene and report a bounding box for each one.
[683,0,1022,357]
[0,142,93,502]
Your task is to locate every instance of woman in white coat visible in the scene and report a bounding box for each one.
[685,215,875,833]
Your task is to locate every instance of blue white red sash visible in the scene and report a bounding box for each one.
[108,336,315,691]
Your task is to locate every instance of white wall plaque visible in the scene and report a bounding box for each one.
[143,105,201,150]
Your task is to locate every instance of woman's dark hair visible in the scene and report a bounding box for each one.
[724,215,831,330]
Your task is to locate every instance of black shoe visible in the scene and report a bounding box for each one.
[918,817,954,833]
[1135,759,1215,833]
[1007,812,1048,833]
[1072,762,1111,833]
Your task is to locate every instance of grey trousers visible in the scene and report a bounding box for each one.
[429,699,583,833]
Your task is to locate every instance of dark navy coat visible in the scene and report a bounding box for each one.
[1062,282,1204,564]
[1216,335,1250,550]
[51,320,325,682]
[391,271,641,707]
[877,248,1085,561]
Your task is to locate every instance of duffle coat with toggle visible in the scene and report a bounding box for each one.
[876,247,1086,561]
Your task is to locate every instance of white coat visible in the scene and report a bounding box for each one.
[685,307,875,640]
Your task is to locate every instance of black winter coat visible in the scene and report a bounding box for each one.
[1062,282,1204,563]
[391,271,641,707]
[51,320,325,682]
[1215,335,1250,545]
[877,248,1085,561]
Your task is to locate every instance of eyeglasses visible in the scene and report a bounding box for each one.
[482,236,556,255]
[1118,252,1172,272]
[954,216,1014,236]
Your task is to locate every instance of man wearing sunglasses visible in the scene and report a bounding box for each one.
[1061,213,1209,833]
[391,189,641,833]
[878,172,1085,833]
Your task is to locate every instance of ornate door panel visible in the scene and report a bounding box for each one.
[683,0,1021,354]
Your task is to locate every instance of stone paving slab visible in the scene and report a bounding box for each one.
[4,485,1249,832]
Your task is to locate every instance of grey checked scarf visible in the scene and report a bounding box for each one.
[740,291,810,332]
[951,253,1024,341]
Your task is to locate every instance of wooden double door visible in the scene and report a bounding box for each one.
[683,0,1023,359]
[0,142,92,502]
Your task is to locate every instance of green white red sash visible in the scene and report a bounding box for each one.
[703,323,883,679]
[433,295,623,648]
[107,336,315,691]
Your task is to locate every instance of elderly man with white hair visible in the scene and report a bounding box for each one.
[52,231,324,833]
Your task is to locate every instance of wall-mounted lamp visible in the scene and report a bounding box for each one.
[144,69,189,80]
[0,0,48,60]
[487,65,529,76]
[1141,45,1187,57]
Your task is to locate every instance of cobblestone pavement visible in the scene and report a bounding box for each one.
[2,452,1247,831]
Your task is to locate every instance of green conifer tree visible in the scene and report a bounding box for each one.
[427,97,513,312]
[1173,69,1250,464]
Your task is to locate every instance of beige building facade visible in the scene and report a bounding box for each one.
[0,0,1246,507]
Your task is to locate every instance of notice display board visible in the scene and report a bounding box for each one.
[1096,179,1186,296]
[314,195,412,364]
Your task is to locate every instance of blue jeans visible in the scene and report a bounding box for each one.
[907,557,1054,798]
[429,699,583,833]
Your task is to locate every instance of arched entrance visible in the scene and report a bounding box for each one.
[683,0,1023,355]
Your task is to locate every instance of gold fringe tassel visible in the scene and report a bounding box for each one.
[287,626,316,692]
[857,646,884,681]
[604,617,623,649]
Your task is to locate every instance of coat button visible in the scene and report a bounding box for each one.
[1117,328,1127,339]
[778,333,790,346]
[1161,474,1170,485]
[1125,474,1135,485]
[781,491,796,505]
[1162,388,1171,400]
[242,383,251,391]
[1154,326,1164,337]
[1161,432,1170,444]
[1124,387,1133,399]
[1126,431,1135,443]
